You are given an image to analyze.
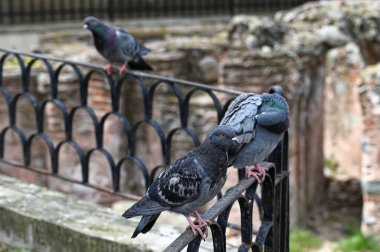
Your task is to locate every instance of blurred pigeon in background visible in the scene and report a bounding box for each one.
[83,16,153,75]
[122,125,239,239]
[220,92,289,182]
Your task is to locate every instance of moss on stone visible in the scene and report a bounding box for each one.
[0,175,176,252]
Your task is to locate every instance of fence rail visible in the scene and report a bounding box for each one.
[0,0,312,24]
[0,48,289,251]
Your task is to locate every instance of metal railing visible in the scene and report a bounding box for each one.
[0,48,289,251]
[0,0,312,24]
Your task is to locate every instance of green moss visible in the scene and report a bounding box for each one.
[2,55,44,70]
[290,229,323,252]
[334,224,379,252]
[88,223,116,232]
[0,243,28,252]
[324,158,339,172]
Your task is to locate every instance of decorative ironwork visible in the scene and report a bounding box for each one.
[0,0,313,24]
[0,48,289,251]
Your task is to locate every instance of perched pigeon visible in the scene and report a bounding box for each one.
[83,16,153,74]
[122,125,238,239]
[220,93,289,181]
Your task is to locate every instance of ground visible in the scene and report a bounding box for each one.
[305,178,363,251]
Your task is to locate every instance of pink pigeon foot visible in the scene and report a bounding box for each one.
[245,164,268,183]
[104,64,113,74]
[119,64,128,75]
[186,211,211,240]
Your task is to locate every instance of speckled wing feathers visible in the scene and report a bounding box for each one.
[220,94,262,144]
[149,157,203,206]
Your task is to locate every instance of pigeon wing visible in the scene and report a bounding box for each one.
[220,93,262,144]
[116,28,151,59]
[148,156,203,207]
[122,195,170,218]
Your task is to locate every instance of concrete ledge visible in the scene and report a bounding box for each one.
[0,174,183,252]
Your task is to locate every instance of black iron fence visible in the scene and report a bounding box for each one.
[0,0,312,24]
[0,48,289,251]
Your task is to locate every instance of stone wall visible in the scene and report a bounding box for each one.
[359,65,380,241]
[324,43,364,180]
[221,1,380,233]
[0,174,223,252]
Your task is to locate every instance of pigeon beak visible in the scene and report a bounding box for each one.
[83,24,88,29]
[232,137,239,145]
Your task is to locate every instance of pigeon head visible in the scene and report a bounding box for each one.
[259,93,290,133]
[261,93,288,111]
[83,16,108,35]
[205,125,239,150]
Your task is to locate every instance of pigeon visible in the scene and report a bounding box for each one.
[220,92,289,182]
[122,125,239,239]
[83,16,153,75]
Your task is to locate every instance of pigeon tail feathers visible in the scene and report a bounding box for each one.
[139,46,151,55]
[122,196,169,218]
[128,55,153,71]
[131,214,160,238]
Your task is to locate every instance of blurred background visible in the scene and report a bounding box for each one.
[1,0,380,251]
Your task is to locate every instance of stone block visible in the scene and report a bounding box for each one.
[0,174,163,251]
[359,63,380,241]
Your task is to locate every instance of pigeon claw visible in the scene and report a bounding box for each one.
[186,213,211,240]
[104,64,113,75]
[119,64,128,75]
[245,164,268,183]
[189,223,208,240]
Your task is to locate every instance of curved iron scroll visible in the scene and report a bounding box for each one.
[0,48,289,252]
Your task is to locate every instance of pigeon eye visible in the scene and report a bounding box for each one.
[220,132,226,137]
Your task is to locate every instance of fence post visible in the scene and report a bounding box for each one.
[108,0,114,21]
[228,0,235,16]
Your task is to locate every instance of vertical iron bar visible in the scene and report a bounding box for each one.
[268,140,284,251]
[263,169,275,251]
[108,0,114,21]
[18,0,24,23]
[69,0,75,20]
[28,0,34,23]
[91,0,94,16]
[97,0,103,18]
[50,0,56,22]
[281,132,290,252]
[118,0,124,19]
[39,0,45,22]
[0,1,3,24]
[8,0,14,24]
[59,0,65,20]
[79,0,85,21]
[228,0,234,16]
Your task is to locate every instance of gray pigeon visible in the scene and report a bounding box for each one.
[122,125,238,239]
[220,93,289,181]
[83,16,153,74]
